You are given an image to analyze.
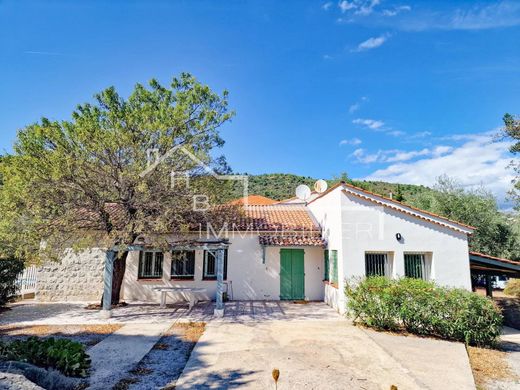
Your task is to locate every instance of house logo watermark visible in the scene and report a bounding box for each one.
[139,143,249,211]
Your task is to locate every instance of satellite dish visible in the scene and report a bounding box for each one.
[314,179,328,193]
[295,184,312,201]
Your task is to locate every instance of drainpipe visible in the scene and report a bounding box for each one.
[101,250,116,319]
[214,247,225,317]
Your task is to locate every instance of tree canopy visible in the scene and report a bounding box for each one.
[502,113,520,209]
[410,176,520,260]
[0,74,235,264]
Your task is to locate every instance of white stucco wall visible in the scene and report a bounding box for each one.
[122,233,324,303]
[308,184,472,313]
[306,187,345,310]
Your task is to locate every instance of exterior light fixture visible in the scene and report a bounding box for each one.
[396,233,402,241]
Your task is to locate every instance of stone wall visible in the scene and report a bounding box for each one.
[36,248,106,302]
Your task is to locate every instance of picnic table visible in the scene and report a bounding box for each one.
[151,286,207,310]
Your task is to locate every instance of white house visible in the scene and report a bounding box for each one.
[35,181,475,313]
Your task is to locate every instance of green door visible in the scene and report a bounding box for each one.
[280,249,305,300]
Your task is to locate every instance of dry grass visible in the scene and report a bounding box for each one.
[0,324,122,337]
[112,377,139,390]
[467,346,518,388]
[129,366,153,376]
[173,321,205,343]
[153,342,169,350]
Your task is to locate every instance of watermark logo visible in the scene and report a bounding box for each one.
[140,144,248,211]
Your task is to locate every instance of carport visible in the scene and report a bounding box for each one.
[469,251,520,297]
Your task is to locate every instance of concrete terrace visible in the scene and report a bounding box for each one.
[0,300,340,326]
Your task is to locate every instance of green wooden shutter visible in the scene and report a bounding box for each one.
[324,250,329,281]
[331,250,338,285]
[404,254,424,279]
[280,249,292,299]
[291,249,305,300]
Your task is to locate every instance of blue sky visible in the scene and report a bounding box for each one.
[0,0,519,206]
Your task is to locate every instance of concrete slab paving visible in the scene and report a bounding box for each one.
[176,320,422,389]
[87,322,172,389]
[497,326,520,388]
[362,328,476,390]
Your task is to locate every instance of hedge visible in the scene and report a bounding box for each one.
[504,279,520,298]
[0,337,91,377]
[0,258,24,306]
[345,277,503,347]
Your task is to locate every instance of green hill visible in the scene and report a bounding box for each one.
[243,173,433,203]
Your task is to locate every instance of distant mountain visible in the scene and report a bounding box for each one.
[242,173,433,203]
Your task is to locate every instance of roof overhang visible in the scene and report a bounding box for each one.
[470,252,520,277]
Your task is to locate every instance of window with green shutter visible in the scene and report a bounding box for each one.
[330,250,338,285]
[365,253,389,277]
[324,250,329,281]
[404,253,427,280]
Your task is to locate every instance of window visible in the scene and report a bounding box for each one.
[324,250,329,281]
[138,251,163,279]
[203,249,228,280]
[171,250,195,280]
[365,253,389,277]
[404,253,429,280]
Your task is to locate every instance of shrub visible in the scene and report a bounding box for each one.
[0,337,91,377]
[0,258,24,306]
[504,279,520,298]
[345,277,503,347]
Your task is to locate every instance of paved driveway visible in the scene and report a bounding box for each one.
[2,301,476,389]
[176,305,476,390]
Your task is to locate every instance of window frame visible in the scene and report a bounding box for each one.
[170,250,196,280]
[202,249,228,280]
[138,250,164,279]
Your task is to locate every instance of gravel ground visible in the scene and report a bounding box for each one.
[114,322,205,390]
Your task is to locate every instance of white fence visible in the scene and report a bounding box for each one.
[16,266,37,298]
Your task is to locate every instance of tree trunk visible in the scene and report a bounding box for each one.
[111,251,128,304]
[100,251,128,306]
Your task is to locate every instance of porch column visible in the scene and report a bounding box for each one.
[101,250,116,319]
[214,247,225,317]
[485,274,493,298]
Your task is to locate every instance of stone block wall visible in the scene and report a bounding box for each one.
[36,248,106,302]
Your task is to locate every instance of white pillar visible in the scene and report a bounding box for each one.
[214,247,225,317]
[101,250,116,319]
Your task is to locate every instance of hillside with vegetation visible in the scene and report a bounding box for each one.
[244,173,432,202]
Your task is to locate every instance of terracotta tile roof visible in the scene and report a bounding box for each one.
[76,202,320,233]
[228,195,278,205]
[229,204,320,231]
[259,233,326,247]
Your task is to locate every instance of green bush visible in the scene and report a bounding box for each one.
[504,279,520,298]
[0,258,24,306]
[0,337,91,377]
[345,277,503,347]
